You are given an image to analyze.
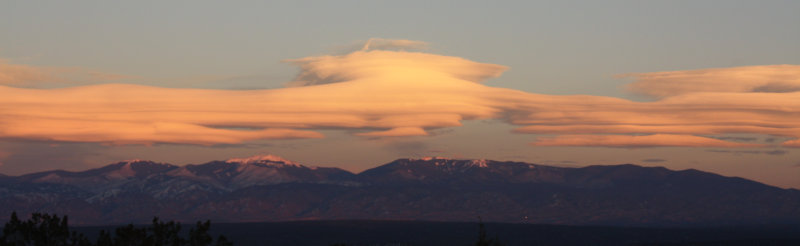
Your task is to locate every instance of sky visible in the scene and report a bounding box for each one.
[1,1,799,188]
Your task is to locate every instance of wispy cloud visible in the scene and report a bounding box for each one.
[360,38,429,51]
[331,38,430,55]
[0,60,55,85]
[0,59,133,86]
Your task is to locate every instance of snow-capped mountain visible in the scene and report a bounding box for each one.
[12,155,354,193]
[1,156,799,226]
[16,160,179,191]
[357,157,566,184]
[174,155,356,189]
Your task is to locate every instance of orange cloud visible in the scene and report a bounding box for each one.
[530,134,764,148]
[0,41,798,148]
[0,59,132,86]
[622,65,800,98]
[355,127,429,137]
[285,49,506,87]
[0,59,57,85]
[782,139,800,148]
[0,49,506,145]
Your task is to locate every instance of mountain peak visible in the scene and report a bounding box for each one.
[403,157,489,168]
[469,159,489,168]
[104,159,176,178]
[115,159,173,168]
[225,154,301,167]
[415,156,451,161]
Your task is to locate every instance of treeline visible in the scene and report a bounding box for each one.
[0,212,231,246]
[1,212,508,246]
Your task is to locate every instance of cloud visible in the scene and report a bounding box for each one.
[507,90,800,147]
[705,149,788,155]
[711,136,759,142]
[1,42,799,148]
[530,134,763,148]
[331,38,429,55]
[641,158,666,163]
[781,139,800,148]
[764,150,788,155]
[355,127,428,137]
[0,50,507,145]
[285,49,506,87]
[0,59,133,86]
[0,59,57,85]
[622,65,800,98]
[360,38,429,51]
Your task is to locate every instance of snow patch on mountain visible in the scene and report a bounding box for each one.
[35,173,62,182]
[226,155,302,168]
[469,159,489,168]
[168,167,200,178]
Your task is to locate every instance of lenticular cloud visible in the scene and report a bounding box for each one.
[1,40,799,148]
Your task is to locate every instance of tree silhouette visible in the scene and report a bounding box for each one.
[149,217,183,246]
[475,217,505,246]
[188,221,212,246]
[0,212,91,246]
[1,212,231,246]
[96,230,113,246]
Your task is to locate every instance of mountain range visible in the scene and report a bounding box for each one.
[1,155,799,226]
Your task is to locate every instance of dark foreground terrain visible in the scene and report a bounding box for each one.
[69,220,800,246]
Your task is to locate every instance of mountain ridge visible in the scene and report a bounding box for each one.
[1,155,793,190]
[1,155,798,226]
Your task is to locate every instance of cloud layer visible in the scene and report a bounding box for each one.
[1,41,799,148]
[623,65,800,98]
